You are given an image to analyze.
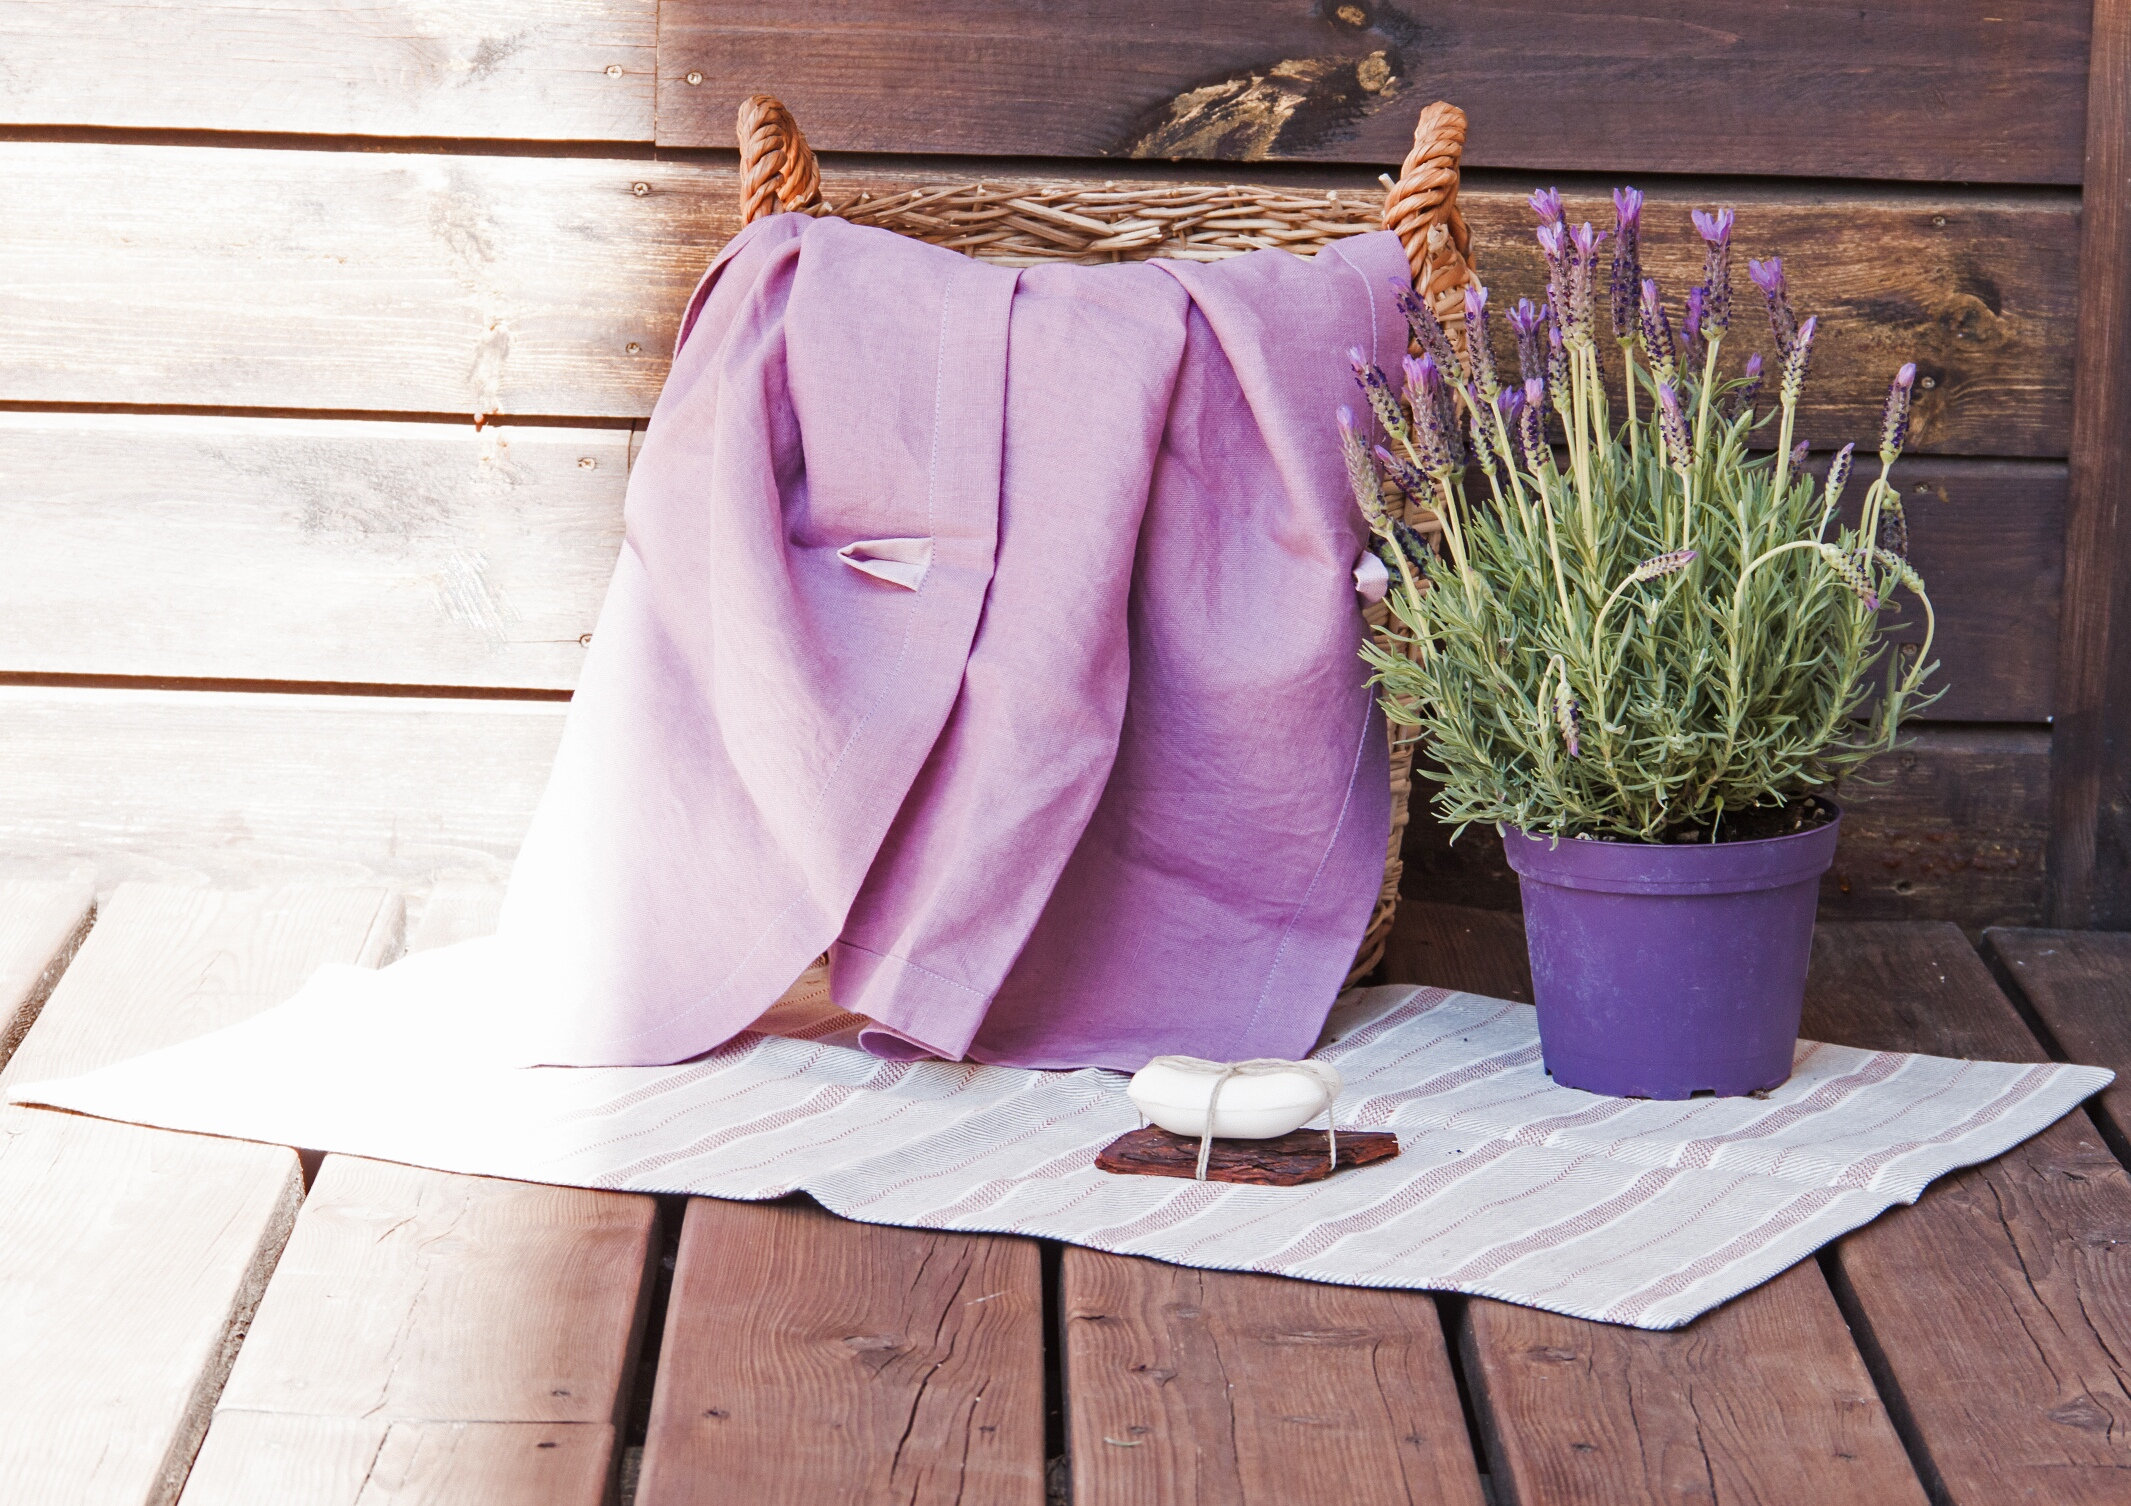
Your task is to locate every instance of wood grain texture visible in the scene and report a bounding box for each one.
[0,883,396,1506]
[0,144,2078,458]
[2047,0,2131,926]
[179,878,651,1506]
[1374,902,1923,1505]
[0,413,623,690]
[0,687,563,891]
[1983,927,2131,1151]
[657,1,2091,184]
[0,874,96,1074]
[1462,1263,1927,1506]
[1063,1248,1485,1506]
[182,1414,614,1506]
[1397,726,2055,928]
[1461,189,2078,464]
[0,422,2055,716]
[0,0,654,140]
[1803,922,2131,1504]
[638,1197,1045,1506]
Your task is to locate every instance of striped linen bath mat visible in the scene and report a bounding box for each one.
[10,980,2109,1329]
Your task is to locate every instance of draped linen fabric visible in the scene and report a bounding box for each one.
[276,215,1410,1071]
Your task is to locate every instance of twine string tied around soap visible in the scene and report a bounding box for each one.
[1193,1059,1343,1181]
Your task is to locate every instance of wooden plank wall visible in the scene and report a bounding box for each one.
[0,0,2116,931]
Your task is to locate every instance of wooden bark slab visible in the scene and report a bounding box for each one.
[1064,1248,1486,1506]
[1096,1125,1398,1184]
[655,0,2091,184]
[1379,902,1928,1504]
[0,0,655,141]
[183,887,656,1506]
[0,883,397,1506]
[1804,922,2131,1504]
[1984,927,2131,1147]
[636,1198,1045,1506]
[0,144,2078,458]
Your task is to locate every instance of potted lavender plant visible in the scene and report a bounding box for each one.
[1342,189,1938,1100]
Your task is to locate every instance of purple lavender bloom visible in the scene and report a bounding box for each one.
[1509,297,1549,389]
[1818,543,1880,611]
[1520,377,1549,469]
[1464,283,1501,398]
[1349,348,1409,439]
[1554,677,1581,759]
[1694,208,1735,338]
[1878,492,1911,559]
[1881,361,1918,460]
[1726,350,1765,419]
[1529,187,1565,226]
[1566,222,1608,343]
[1402,353,1456,478]
[1629,548,1697,582]
[1338,405,1387,528]
[1546,323,1569,393]
[1748,255,1798,358]
[1791,439,1811,469]
[1683,285,1706,353]
[1373,441,1431,501]
[1825,441,1855,504]
[1656,380,1690,460]
[1779,314,1817,406]
[1392,281,1465,387]
[1464,380,1500,477]
[1610,187,1645,343]
[1639,279,1680,386]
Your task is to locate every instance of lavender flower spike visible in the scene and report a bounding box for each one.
[1779,315,1818,407]
[1529,187,1565,226]
[1739,351,1764,407]
[1791,439,1811,469]
[1566,221,1608,345]
[1748,255,1798,359]
[1519,377,1549,469]
[1392,281,1465,387]
[1554,675,1581,759]
[1546,323,1570,395]
[1818,543,1880,611]
[1464,283,1501,398]
[1348,348,1409,439]
[1509,297,1549,389]
[1692,207,1735,338]
[1823,441,1855,509]
[1881,361,1918,461]
[1629,548,1697,583]
[1402,353,1456,479]
[1535,221,1569,322]
[1610,187,1645,343]
[1683,285,1706,352]
[1640,278,1680,386]
[1337,405,1388,530]
[1655,380,1691,460]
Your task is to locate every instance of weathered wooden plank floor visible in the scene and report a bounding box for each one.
[5,883,2128,1504]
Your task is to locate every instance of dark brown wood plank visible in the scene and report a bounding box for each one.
[0,0,655,140]
[1397,726,2055,930]
[1379,903,1927,1505]
[2047,0,2131,927]
[1462,1264,1927,1506]
[1803,923,2131,1504]
[0,145,2078,460]
[636,1198,1045,1506]
[1461,189,2078,466]
[1063,1248,1485,1506]
[1983,927,2131,1150]
[658,1,2090,184]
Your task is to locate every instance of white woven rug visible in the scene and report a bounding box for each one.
[11,979,2108,1329]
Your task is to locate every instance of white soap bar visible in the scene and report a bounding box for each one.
[1126,1056,1341,1140]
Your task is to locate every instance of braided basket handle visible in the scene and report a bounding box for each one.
[735,93,1474,312]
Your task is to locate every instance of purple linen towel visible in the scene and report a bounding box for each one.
[312,215,1413,1071]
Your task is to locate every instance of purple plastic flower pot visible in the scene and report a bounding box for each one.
[1501,805,1842,1099]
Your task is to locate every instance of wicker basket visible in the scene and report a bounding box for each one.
[734,95,1477,983]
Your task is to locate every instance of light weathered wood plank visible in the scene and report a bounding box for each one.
[0,0,654,140]
[0,883,398,1506]
[1064,1250,1487,1506]
[0,873,97,1072]
[0,414,2051,714]
[656,1,2091,184]
[637,1198,1045,1506]
[182,1414,613,1506]
[0,144,2078,457]
[179,878,651,1506]
[0,687,563,892]
[1804,923,2131,1505]
[1379,904,1926,1505]
[1462,1265,1927,1505]
[1984,927,2131,1149]
[0,413,622,690]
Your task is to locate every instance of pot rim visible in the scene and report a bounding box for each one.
[1502,797,1842,896]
